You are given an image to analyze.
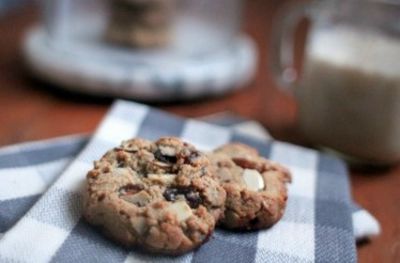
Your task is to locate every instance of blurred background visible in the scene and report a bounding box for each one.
[3,0,400,164]
[0,0,300,146]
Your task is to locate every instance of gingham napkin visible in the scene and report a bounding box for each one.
[0,110,380,243]
[0,100,375,262]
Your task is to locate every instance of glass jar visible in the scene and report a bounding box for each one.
[270,0,400,164]
[25,0,256,101]
[42,0,242,56]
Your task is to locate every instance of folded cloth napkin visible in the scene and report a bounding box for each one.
[0,110,380,243]
[0,100,366,262]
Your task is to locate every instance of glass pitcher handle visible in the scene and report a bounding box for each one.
[269,2,313,92]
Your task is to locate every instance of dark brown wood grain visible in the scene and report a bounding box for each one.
[0,1,399,262]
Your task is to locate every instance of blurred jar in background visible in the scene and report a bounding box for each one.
[270,0,400,165]
[42,0,242,56]
[27,0,256,101]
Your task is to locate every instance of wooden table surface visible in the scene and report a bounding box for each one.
[0,1,399,262]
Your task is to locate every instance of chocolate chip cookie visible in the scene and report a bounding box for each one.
[208,143,291,230]
[83,137,226,255]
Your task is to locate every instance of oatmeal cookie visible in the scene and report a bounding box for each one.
[83,137,226,255]
[208,143,291,230]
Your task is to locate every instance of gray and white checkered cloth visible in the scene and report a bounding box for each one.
[0,100,379,262]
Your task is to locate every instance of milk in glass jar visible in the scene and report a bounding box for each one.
[270,0,400,164]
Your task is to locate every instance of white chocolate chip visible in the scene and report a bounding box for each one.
[243,169,265,191]
[169,201,193,222]
[159,145,176,156]
[147,173,176,184]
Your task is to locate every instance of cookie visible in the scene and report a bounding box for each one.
[208,143,291,230]
[106,0,176,47]
[83,137,226,255]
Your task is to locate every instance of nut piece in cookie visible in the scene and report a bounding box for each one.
[242,169,265,192]
[83,137,226,255]
[208,143,291,230]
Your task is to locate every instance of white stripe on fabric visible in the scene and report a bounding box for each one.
[25,187,82,231]
[77,139,116,164]
[53,161,92,194]
[269,142,318,199]
[0,218,68,263]
[285,166,317,199]
[254,142,318,263]
[0,158,74,201]
[95,114,147,145]
[232,121,271,141]
[180,120,231,151]
[95,101,148,144]
[270,142,318,169]
[0,166,46,201]
[255,221,315,262]
[35,157,72,186]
